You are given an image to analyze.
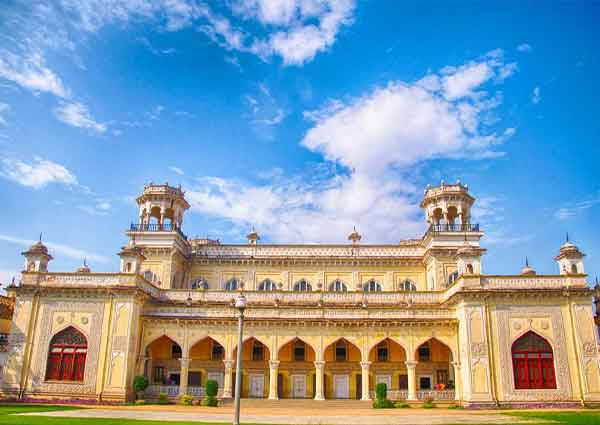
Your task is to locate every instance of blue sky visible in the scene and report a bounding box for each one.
[0,1,599,284]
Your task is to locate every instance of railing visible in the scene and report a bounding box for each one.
[188,386,205,397]
[416,390,455,401]
[427,223,479,234]
[370,390,408,400]
[129,223,187,240]
[146,384,180,397]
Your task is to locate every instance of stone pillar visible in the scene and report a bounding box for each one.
[452,361,461,401]
[223,360,234,398]
[314,361,325,400]
[360,361,371,401]
[179,357,189,396]
[137,355,148,376]
[405,360,417,401]
[268,360,280,400]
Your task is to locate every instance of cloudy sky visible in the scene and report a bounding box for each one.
[0,1,599,284]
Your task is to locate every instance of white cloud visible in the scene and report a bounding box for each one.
[169,166,185,175]
[0,103,9,125]
[1,156,78,189]
[0,269,19,287]
[78,201,112,216]
[517,43,532,52]
[532,86,541,104]
[0,234,109,263]
[253,108,285,125]
[553,196,600,221]
[54,101,106,133]
[0,50,70,98]
[186,51,516,243]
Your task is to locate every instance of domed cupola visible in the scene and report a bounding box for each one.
[555,234,585,275]
[22,234,53,272]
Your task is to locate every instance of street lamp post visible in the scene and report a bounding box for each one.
[233,293,247,425]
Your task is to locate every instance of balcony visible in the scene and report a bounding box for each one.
[129,223,187,240]
[426,223,480,235]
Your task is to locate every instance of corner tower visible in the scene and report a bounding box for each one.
[421,182,485,290]
[126,183,191,288]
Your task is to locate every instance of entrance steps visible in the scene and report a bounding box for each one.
[222,398,372,409]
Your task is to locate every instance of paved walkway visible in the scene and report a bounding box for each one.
[18,401,534,424]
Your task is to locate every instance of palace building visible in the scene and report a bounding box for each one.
[1,182,599,407]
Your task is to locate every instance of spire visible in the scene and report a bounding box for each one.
[566,232,569,243]
[521,256,536,275]
[246,227,260,245]
[525,256,529,267]
[39,232,42,243]
[348,226,362,244]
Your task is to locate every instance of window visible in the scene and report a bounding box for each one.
[225,278,239,291]
[329,279,347,292]
[363,279,382,292]
[418,344,430,362]
[466,264,474,274]
[143,270,158,283]
[125,262,132,272]
[512,331,556,389]
[188,371,202,386]
[447,271,459,286]
[252,342,264,361]
[335,341,347,362]
[211,342,224,360]
[45,326,87,382]
[419,376,432,390]
[191,277,208,290]
[293,279,312,292]
[171,343,182,359]
[399,374,408,390]
[258,279,277,291]
[436,370,448,385]
[571,264,578,274]
[399,279,417,291]
[153,366,165,384]
[377,342,389,362]
[294,341,306,361]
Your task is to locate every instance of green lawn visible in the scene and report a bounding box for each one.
[0,404,265,425]
[506,410,600,425]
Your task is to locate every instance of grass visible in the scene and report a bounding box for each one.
[0,404,270,425]
[506,410,600,425]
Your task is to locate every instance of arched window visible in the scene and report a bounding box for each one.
[293,279,312,292]
[191,277,208,290]
[258,278,277,291]
[46,326,87,382]
[363,279,382,292]
[466,264,474,274]
[329,279,347,292]
[143,270,158,283]
[571,264,578,274]
[125,262,132,273]
[399,279,417,291]
[512,331,556,389]
[448,271,459,286]
[225,278,239,291]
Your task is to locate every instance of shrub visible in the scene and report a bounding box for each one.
[375,383,387,400]
[201,396,218,407]
[180,394,194,406]
[394,401,410,408]
[157,392,170,405]
[372,398,394,409]
[422,398,436,409]
[205,379,218,397]
[134,399,145,406]
[447,404,463,409]
[133,375,149,399]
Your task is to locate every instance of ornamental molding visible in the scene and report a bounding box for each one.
[28,300,105,395]
[495,305,573,401]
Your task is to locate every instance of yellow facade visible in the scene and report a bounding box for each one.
[1,183,599,407]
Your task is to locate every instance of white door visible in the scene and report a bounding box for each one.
[376,374,392,390]
[249,373,264,398]
[333,374,349,399]
[291,374,307,398]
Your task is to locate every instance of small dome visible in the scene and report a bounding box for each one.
[76,259,91,273]
[246,228,260,244]
[348,226,362,244]
[521,258,536,275]
[28,240,49,255]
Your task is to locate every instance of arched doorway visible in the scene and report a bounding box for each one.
[323,338,361,399]
[45,326,87,382]
[414,338,454,399]
[233,337,270,398]
[277,338,316,398]
[188,337,226,396]
[512,331,556,389]
[145,335,183,397]
[368,338,407,399]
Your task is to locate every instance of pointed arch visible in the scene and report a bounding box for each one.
[413,337,453,362]
[363,279,382,292]
[258,278,277,291]
[189,336,226,361]
[323,337,361,362]
[233,336,271,362]
[46,326,88,382]
[224,277,239,291]
[368,337,407,363]
[511,331,556,389]
[328,279,347,292]
[293,279,312,292]
[398,279,417,291]
[277,337,316,362]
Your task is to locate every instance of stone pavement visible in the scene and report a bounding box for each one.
[18,400,535,424]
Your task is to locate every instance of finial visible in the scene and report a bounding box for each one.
[525,256,529,267]
[39,232,42,242]
[83,257,87,267]
[566,232,569,243]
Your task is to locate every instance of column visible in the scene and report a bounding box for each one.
[360,361,371,401]
[268,360,280,400]
[223,360,234,398]
[314,361,325,400]
[179,357,189,396]
[405,360,417,401]
[452,361,461,401]
[137,355,148,376]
